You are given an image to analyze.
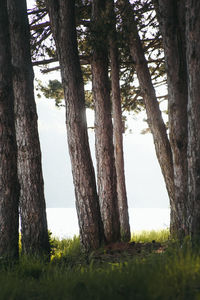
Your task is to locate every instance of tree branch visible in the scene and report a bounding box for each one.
[31,21,50,31]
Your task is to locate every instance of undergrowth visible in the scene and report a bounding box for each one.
[132,229,170,243]
[0,230,200,300]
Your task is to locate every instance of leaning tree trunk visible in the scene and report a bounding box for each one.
[186,0,200,238]
[157,0,188,238]
[91,0,121,244]
[117,0,175,229]
[7,0,50,257]
[107,0,130,242]
[46,0,104,251]
[0,0,19,260]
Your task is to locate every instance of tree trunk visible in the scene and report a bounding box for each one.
[186,0,200,237]
[157,0,188,237]
[0,0,19,260]
[7,0,50,257]
[46,0,104,251]
[107,0,130,242]
[117,0,175,228]
[91,0,121,243]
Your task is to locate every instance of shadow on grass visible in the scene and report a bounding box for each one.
[0,230,200,300]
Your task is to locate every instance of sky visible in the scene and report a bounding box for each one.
[35,73,169,209]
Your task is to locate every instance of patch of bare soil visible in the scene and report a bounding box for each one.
[90,241,167,264]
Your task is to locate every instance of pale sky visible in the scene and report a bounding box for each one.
[35,80,169,209]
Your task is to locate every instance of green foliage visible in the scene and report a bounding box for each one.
[29,0,167,117]
[37,79,94,108]
[1,231,200,299]
[37,79,64,107]
[50,235,82,266]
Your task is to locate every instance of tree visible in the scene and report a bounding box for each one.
[117,0,175,231]
[7,0,50,257]
[107,0,130,241]
[91,0,121,243]
[30,0,200,240]
[45,0,104,251]
[186,0,200,237]
[0,0,19,260]
[156,0,188,237]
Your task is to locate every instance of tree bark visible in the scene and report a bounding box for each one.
[91,0,121,243]
[107,0,130,242]
[157,0,188,237]
[117,0,175,228]
[7,0,50,257]
[0,0,19,260]
[45,0,104,251]
[186,0,200,237]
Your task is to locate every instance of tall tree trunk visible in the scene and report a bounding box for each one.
[46,0,104,251]
[186,0,200,237]
[157,0,188,237]
[7,0,50,257]
[107,0,130,242]
[117,0,175,229]
[0,0,19,260]
[91,0,121,243]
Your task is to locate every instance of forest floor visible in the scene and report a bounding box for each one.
[1,230,200,300]
[89,240,167,264]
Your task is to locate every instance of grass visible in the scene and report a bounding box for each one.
[132,228,170,243]
[1,230,200,299]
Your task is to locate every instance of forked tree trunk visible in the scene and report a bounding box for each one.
[186,0,200,237]
[117,0,175,230]
[46,0,104,251]
[107,0,130,242]
[157,0,188,237]
[0,0,19,260]
[7,0,50,257]
[91,0,121,243]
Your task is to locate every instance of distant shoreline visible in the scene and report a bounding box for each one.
[46,207,170,239]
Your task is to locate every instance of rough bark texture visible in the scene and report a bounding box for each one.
[118,0,175,226]
[108,1,130,242]
[186,0,200,237]
[158,0,188,237]
[91,0,121,243]
[46,0,104,251]
[7,0,50,257]
[0,0,19,260]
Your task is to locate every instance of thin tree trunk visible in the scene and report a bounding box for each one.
[0,0,19,260]
[186,0,200,237]
[46,0,104,251]
[91,0,121,243]
[157,0,188,237]
[107,0,130,242]
[7,0,50,257]
[117,0,175,229]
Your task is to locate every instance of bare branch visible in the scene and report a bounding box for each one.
[27,8,46,15]
[32,57,58,66]
[31,21,50,31]
[32,55,91,66]
[41,66,60,73]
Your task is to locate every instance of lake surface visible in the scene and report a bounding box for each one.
[46,208,170,239]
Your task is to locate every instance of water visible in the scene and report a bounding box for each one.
[46,208,170,239]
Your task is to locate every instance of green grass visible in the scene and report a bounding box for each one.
[132,229,170,243]
[1,230,200,300]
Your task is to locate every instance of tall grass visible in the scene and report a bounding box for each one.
[0,230,200,300]
[132,229,170,243]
